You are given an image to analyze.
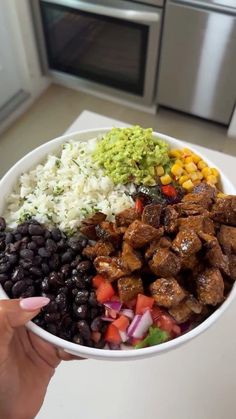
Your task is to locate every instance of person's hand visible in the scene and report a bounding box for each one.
[0,297,78,419]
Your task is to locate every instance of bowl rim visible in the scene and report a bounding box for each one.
[0,126,236,360]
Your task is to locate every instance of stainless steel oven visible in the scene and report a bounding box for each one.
[31,0,163,107]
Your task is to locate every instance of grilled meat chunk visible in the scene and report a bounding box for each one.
[94,256,129,281]
[181,253,199,271]
[150,277,186,308]
[182,192,213,209]
[218,225,236,255]
[82,241,114,260]
[95,221,122,246]
[196,268,224,305]
[149,248,181,277]
[228,254,236,281]
[205,238,230,275]
[82,212,106,226]
[124,220,161,248]
[121,242,142,272]
[172,230,202,257]
[80,225,97,240]
[211,196,236,226]
[141,204,162,228]
[193,182,216,199]
[115,208,141,227]
[163,206,178,233]
[145,233,170,261]
[178,215,215,235]
[118,276,143,302]
[168,295,202,324]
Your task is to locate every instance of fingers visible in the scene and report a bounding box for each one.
[0,297,50,346]
[57,349,86,361]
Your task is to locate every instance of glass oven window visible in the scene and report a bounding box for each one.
[40,2,148,95]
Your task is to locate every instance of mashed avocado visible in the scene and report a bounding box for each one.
[93,126,170,185]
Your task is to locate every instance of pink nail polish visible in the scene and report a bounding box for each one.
[20,297,50,311]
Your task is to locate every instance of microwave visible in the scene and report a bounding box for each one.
[31,0,164,107]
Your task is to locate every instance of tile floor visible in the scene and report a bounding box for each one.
[0,83,235,178]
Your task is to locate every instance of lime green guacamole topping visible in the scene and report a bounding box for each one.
[93,126,170,185]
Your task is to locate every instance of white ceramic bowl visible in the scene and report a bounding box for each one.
[0,128,235,361]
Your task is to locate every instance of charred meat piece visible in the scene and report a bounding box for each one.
[211,196,236,226]
[163,206,178,233]
[196,267,224,306]
[150,277,186,308]
[205,238,230,276]
[218,225,236,255]
[149,248,181,277]
[94,256,129,281]
[172,230,202,257]
[178,215,215,235]
[124,220,161,249]
[141,204,162,228]
[118,276,143,302]
[80,225,97,240]
[82,241,114,260]
[168,295,202,324]
[181,253,199,271]
[182,192,213,209]
[145,232,170,261]
[121,242,142,272]
[174,202,208,217]
[193,182,216,199]
[186,295,203,314]
[115,208,141,227]
[228,254,236,281]
[82,212,106,226]
[95,221,122,246]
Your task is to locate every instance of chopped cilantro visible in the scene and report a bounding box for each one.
[135,327,169,349]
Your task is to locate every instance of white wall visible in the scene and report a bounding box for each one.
[0,0,50,134]
[228,106,236,139]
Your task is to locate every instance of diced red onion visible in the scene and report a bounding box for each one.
[101,316,114,322]
[120,308,134,320]
[104,301,122,312]
[109,343,121,350]
[119,330,129,343]
[128,310,153,339]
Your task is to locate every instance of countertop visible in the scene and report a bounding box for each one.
[36,111,236,419]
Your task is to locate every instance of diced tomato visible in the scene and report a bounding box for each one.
[91,331,101,343]
[161,185,177,198]
[136,294,154,315]
[113,315,130,331]
[152,306,180,335]
[96,282,115,303]
[105,324,122,345]
[92,275,106,289]
[125,298,137,310]
[151,306,164,322]
[135,198,144,213]
[172,324,181,337]
[156,314,174,333]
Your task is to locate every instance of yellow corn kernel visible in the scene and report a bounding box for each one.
[190,172,199,181]
[179,175,189,185]
[160,174,172,185]
[217,192,226,198]
[169,149,181,158]
[192,154,201,164]
[183,148,192,155]
[185,156,193,164]
[185,162,198,173]
[202,167,212,178]
[182,179,194,191]
[175,159,184,167]
[193,180,201,186]
[198,160,207,170]
[197,172,204,180]
[206,175,218,185]
[211,168,219,177]
[156,165,165,176]
[171,164,184,177]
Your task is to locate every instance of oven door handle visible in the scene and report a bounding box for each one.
[41,0,160,23]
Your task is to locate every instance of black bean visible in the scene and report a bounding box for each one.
[16,223,29,235]
[27,241,37,251]
[34,318,44,327]
[83,338,94,348]
[73,304,88,319]
[83,275,93,288]
[75,290,89,304]
[81,238,88,248]
[44,312,61,323]
[55,293,67,310]
[42,263,50,275]
[73,334,84,345]
[12,280,27,297]
[48,272,63,287]
[28,224,44,235]
[0,255,8,264]
[3,280,13,294]
[44,230,51,239]
[0,262,11,273]
[72,275,86,289]
[7,253,18,266]
[19,258,33,269]
[29,266,42,277]
[32,236,45,246]
[41,277,50,292]
[61,250,73,264]
[90,317,103,332]
[51,228,61,242]
[0,217,6,232]
[46,238,57,253]
[0,273,8,284]
[67,237,83,252]
[72,269,78,276]
[77,260,92,273]
[89,307,99,320]
[20,249,34,259]
[8,241,21,252]
[0,237,5,251]
[33,255,42,266]
[58,286,68,295]
[48,254,59,270]
[59,330,72,341]
[57,238,66,250]
[46,323,58,334]
[24,278,34,286]
[44,301,58,313]
[14,233,22,241]
[77,320,91,340]
[5,233,14,244]
[38,247,51,258]
[61,264,71,278]
[88,291,97,307]
[21,286,35,298]
[94,340,105,349]
[71,255,82,268]
[11,266,24,282]
[64,278,73,288]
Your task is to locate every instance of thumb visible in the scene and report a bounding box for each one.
[0,297,50,345]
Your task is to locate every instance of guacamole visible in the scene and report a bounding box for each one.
[93,126,170,185]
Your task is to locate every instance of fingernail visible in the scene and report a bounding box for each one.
[20,297,50,311]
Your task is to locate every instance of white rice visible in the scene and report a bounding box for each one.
[4,138,135,232]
